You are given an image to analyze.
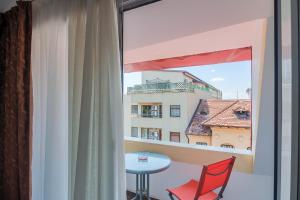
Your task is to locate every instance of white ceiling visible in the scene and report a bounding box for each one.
[124,0,273,50]
[1,0,274,52]
[124,19,268,64]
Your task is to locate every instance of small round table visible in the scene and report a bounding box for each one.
[126,152,171,200]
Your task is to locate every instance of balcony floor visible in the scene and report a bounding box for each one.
[127,191,158,200]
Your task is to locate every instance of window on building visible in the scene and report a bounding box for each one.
[170,105,180,117]
[200,111,208,115]
[131,127,138,137]
[221,144,235,149]
[131,105,138,115]
[234,107,250,120]
[196,142,208,146]
[141,128,148,139]
[170,132,180,142]
[142,105,162,118]
[141,128,162,140]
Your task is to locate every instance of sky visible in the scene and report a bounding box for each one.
[123,61,251,99]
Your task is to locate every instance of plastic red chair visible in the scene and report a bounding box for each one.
[167,157,236,200]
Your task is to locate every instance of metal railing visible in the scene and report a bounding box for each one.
[140,113,163,118]
[127,82,195,94]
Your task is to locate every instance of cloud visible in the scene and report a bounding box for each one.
[210,77,224,82]
[211,69,216,73]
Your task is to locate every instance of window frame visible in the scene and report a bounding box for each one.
[141,128,148,139]
[141,104,162,118]
[119,2,283,199]
[170,105,181,117]
[131,127,139,137]
[141,128,162,140]
[131,105,138,115]
[170,132,180,143]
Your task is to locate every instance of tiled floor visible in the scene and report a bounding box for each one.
[126,191,159,200]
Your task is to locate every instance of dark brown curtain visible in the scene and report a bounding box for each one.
[0,1,32,200]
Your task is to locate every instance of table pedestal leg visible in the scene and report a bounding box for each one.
[139,174,143,200]
[146,174,150,200]
[132,174,151,200]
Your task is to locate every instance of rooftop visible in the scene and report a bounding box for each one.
[186,99,251,136]
[127,70,221,95]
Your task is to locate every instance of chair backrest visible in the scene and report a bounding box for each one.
[194,157,236,199]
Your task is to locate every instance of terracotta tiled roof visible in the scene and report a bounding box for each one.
[186,99,251,136]
[185,100,237,136]
[203,100,251,128]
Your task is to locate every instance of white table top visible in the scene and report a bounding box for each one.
[125,152,171,174]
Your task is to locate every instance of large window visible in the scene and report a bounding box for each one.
[141,105,162,118]
[170,105,180,117]
[141,128,162,140]
[123,11,253,151]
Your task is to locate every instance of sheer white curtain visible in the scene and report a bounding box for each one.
[69,0,125,199]
[32,0,125,199]
[32,0,68,200]
[31,1,69,200]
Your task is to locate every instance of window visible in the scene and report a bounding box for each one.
[131,127,138,137]
[170,132,180,142]
[131,105,138,115]
[234,107,250,120]
[200,111,208,115]
[141,128,148,139]
[196,142,208,146]
[141,105,162,118]
[170,105,180,117]
[221,144,234,149]
[141,128,162,140]
[148,129,161,140]
[123,11,253,151]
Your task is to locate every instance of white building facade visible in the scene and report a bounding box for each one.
[124,70,221,143]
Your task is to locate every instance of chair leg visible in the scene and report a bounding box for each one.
[169,192,175,200]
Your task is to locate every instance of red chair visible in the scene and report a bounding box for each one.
[167,157,236,200]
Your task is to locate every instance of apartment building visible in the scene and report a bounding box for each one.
[124,70,221,143]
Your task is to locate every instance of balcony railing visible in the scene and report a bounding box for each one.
[140,113,163,118]
[125,137,253,173]
[127,82,195,94]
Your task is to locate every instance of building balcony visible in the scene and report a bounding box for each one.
[138,113,163,118]
[125,137,273,200]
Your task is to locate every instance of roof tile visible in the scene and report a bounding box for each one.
[186,99,251,136]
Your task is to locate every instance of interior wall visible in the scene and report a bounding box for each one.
[254,17,275,176]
